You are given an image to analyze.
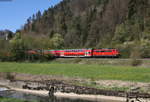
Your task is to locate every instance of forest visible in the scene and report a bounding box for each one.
[0,0,150,61]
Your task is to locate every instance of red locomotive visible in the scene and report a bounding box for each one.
[27,48,120,58]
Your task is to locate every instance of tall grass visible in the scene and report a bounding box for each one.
[0,62,150,82]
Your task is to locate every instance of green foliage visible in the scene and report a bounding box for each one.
[96,0,109,5]
[113,23,130,43]
[0,32,63,62]
[129,43,143,66]
[128,0,137,19]
[113,19,142,43]
[113,4,150,58]
[115,43,132,58]
[9,33,27,61]
[138,39,150,58]
[23,33,64,49]
[27,50,54,62]
[48,33,64,49]
[23,35,48,49]
[0,39,12,61]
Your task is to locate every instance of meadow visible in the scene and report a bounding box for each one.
[0,62,150,82]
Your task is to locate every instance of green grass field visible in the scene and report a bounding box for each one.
[0,62,150,82]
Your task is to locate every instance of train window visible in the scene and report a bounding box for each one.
[96,51,104,52]
[104,51,112,52]
[106,51,112,52]
[95,50,112,52]
[101,51,105,52]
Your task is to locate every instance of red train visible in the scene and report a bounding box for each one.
[27,48,120,58]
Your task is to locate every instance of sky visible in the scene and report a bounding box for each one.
[0,0,62,32]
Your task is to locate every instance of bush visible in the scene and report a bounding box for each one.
[0,51,13,62]
[39,54,55,62]
[115,42,134,58]
[130,59,142,66]
[5,72,15,81]
[73,58,82,63]
[26,50,55,62]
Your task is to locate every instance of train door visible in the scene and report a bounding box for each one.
[85,49,92,57]
[60,50,65,57]
[85,51,89,57]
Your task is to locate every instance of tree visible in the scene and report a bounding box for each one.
[48,33,64,49]
[36,11,42,20]
[10,32,26,61]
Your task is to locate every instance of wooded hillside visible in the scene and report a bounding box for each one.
[21,0,150,49]
[1,0,150,60]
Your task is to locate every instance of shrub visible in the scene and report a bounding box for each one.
[73,58,82,63]
[5,72,15,81]
[130,59,142,66]
[26,51,55,62]
[39,54,55,62]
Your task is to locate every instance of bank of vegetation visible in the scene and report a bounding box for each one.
[0,32,63,62]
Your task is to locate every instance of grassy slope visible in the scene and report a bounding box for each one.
[0,62,150,82]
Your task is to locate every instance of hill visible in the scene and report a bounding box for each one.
[1,0,149,59]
